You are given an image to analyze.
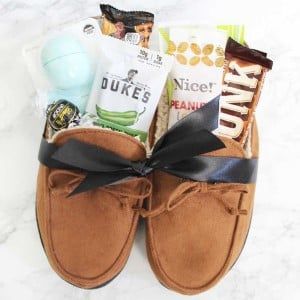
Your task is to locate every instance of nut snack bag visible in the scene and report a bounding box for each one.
[158,25,227,128]
[86,35,173,142]
[98,4,154,48]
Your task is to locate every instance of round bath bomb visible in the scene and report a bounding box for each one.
[41,35,92,89]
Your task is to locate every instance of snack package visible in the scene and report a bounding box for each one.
[218,38,273,145]
[216,25,246,45]
[23,18,100,118]
[98,4,154,48]
[86,35,173,142]
[159,25,227,128]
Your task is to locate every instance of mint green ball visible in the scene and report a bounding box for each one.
[41,35,92,90]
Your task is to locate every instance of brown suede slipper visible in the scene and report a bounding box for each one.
[144,120,259,295]
[36,127,152,289]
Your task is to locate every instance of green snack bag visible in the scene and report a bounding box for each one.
[86,35,173,142]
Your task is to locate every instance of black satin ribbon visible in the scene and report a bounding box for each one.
[38,96,258,196]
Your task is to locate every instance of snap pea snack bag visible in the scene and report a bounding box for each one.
[86,35,173,142]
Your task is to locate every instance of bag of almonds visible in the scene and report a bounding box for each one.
[158,25,227,128]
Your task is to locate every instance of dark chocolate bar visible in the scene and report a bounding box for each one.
[218,38,273,145]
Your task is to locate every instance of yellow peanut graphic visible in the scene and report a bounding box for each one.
[190,43,201,55]
[202,44,214,55]
[215,46,224,56]
[170,41,224,68]
[176,54,187,65]
[177,42,189,53]
[215,56,225,67]
[189,56,200,66]
[201,56,214,66]
[167,40,176,54]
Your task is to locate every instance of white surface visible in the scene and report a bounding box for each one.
[0,1,299,299]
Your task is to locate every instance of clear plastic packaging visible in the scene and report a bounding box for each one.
[23,18,101,118]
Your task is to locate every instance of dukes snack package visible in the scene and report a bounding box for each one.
[86,35,173,142]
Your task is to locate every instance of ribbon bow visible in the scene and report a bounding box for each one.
[39,97,257,196]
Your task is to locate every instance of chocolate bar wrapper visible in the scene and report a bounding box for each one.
[218,38,273,145]
[99,4,154,48]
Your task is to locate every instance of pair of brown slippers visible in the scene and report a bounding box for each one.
[36,118,258,295]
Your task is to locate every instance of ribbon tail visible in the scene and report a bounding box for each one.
[51,139,133,172]
[162,156,258,184]
[68,172,130,196]
[39,138,72,169]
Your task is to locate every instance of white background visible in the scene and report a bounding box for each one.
[0,0,299,299]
